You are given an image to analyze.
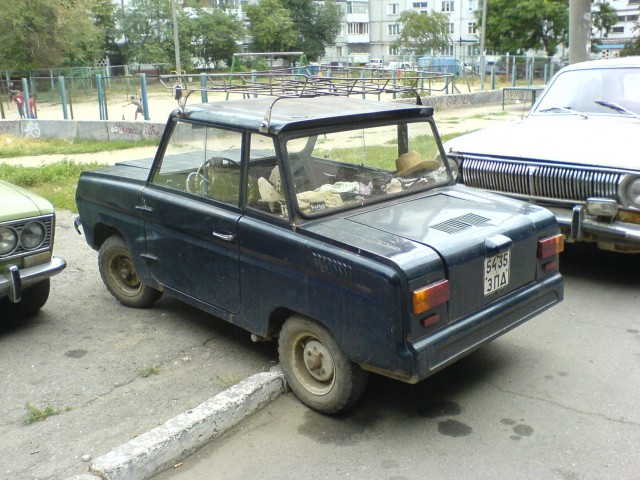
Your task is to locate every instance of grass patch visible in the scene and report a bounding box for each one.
[0,160,109,212]
[23,402,72,424]
[0,135,158,158]
[138,366,161,378]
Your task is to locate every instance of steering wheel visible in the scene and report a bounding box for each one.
[186,156,239,194]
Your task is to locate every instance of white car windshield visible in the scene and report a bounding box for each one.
[534,66,640,117]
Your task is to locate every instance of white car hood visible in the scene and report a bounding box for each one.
[444,115,640,170]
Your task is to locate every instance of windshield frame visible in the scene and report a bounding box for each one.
[276,117,454,219]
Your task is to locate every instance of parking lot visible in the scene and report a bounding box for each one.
[1,103,639,480]
[155,242,640,480]
[1,211,639,480]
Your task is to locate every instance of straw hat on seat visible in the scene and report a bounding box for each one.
[394,151,439,177]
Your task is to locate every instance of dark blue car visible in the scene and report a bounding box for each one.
[76,96,563,413]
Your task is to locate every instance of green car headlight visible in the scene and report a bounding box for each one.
[21,221,46,250]
[0,226,19,255]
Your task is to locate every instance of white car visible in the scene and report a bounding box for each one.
[445,56,640,253]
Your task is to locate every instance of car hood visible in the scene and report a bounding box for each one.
[0,180,54,221]
[444,115,640,170]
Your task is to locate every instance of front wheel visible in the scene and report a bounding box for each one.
[278,316,368,414]
[2,279,50,317]
[98,236,162,308]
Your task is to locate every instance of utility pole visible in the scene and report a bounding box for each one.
[479,0,488,89]
[569,0,591,64]
[171,0,182,75]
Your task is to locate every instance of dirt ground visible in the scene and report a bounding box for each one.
[0,210,279,480]
[0,98,528,479]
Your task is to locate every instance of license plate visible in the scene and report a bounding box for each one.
[484,250,510,296]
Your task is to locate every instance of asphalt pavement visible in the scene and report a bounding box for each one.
[152,243,640,480]
[7,101,637,480]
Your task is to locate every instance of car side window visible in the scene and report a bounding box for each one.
[151,121,243,205]
[246,133,288,217]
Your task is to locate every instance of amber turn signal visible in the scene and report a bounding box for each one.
[412,279,449,315]
[537,234,564,259]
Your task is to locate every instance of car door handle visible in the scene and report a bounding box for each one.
[212,231,234,242]
[135,204,154,213]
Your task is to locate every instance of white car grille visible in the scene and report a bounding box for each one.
[460,156,622,203]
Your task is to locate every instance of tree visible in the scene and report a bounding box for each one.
[393,10,451,57]
[186,8,244,69]
[281,0,343,61]
[245,0,298,54]
[0,0,104,73]
[478,0,568,56]
[592,1,618,40]
[246,0,342,61]
[114,0,175,68]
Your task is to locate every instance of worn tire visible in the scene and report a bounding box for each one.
[98,236,162,308]
[2,279,50,317]
[278,316,368,414]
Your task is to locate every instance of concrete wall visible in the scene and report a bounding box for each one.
[0,91,503,142]
[0,119,166,142]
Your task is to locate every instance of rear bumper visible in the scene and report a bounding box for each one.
[0,257,66,303]
[407,272,563,382]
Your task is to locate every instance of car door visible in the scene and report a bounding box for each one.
[141,120,244,314]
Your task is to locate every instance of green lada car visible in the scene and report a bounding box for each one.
[0,180,66,317]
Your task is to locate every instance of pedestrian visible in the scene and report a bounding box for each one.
[12,90,26,118]
[174,79,183,105]
[28,96,37,119]
[124,96,144,121]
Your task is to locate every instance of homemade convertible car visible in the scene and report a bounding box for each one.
[75,87,563,413]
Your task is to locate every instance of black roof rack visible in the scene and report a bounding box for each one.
[160,68,451,105]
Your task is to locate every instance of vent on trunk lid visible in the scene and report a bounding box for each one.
[430,213,490,234]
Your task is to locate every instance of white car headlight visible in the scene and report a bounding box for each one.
[628,178,640,209]
[0,226,19,255]
[21,221,46,250]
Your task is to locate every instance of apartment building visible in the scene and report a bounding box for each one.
[323,0,482,65]
[321,0,640,65]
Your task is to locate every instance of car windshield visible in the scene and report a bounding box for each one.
[534,66,640,116]
[280,121,450,216]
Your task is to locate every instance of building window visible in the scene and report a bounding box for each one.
[412,1,428,7]
[442,1,454,12]
[388,24,400,35]
[468,22,477,34]
[388,3,400,15]
[388,46,399,56]
[347,1,369,14]
[348,22,369,35]
[448,23,454,34]
[443,44,454,56]
[612,26,625,33]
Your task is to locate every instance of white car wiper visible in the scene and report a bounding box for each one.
[595,100,640,119]
[538,106,588,119]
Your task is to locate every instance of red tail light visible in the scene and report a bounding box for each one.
[413,279,449,315]
[538,234,564,259]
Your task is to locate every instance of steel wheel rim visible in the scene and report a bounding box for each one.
[108,252,142,298]
[290,332,336,396]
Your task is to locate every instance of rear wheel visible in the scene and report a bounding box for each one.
[278,316,368,414]
[98,236,162,308]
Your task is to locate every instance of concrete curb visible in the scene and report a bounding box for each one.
[70,367,287,480]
